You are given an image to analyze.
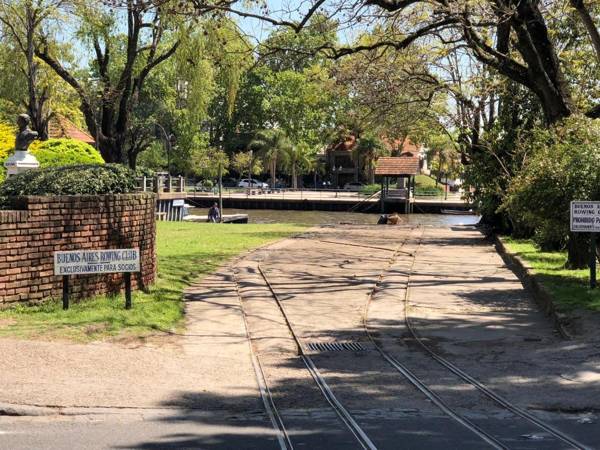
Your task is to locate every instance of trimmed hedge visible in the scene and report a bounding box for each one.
[0,164,138,200]
[30,138,104,166]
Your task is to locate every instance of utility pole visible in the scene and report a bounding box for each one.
[218,163,223,223]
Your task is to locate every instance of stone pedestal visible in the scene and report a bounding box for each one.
[4,150,40,177]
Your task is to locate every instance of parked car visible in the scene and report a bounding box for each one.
[222,178,238,188]
[238,179,269,188]
[343,182,365,191]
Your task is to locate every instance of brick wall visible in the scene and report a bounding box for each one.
[0,193,156,305]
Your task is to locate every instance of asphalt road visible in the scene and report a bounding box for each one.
[2,409,599,450]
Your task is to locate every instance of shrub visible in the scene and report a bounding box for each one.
[0,164,138,200]
[0,122,14,160]
[360,184,381,195]
[502,115,600,266]
[0,123,14,183]
[415,186,444,196]
[29,139,104,167]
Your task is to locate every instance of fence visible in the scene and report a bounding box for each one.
[138,175,186,194]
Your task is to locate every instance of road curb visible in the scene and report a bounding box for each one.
[0,402,59,416]
[492,235,573,340]
[0,402,206,417]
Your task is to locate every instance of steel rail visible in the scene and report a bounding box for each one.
[308,238,414,255]
[232,269,293,450]
[402,237,589,450]
[257,264,378,450]
[362,230,507,450]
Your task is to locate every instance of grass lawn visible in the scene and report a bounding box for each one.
[0,222,307,341]
[503,238,600,312]
[415,174,439,188]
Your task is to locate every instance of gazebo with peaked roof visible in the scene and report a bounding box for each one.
[375,156,420,214]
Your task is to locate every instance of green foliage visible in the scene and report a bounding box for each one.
[231,151,263,178]
[282,141,315,188]
[258,13,338,72]
[503,116,600,250]
[415,186,444,196]
[263,66,337,147]
[249,129,293,185]
[463,81,542,231]
[0,122,14,183]
[190,148,229,178]
[29,139,104,166]
[136,141,167,172]
[0,164,137,200]
[415,174,438,188]
[360,184,381,195]
[0,122,14,160]
[354,134,388,183]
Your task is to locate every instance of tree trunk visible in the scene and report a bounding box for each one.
[570,0,600,63]
[566,233,589,269]
[292,165,297,189]
[511,2,574,124]
[270,158,276,187]
[24,5,49,140]
[218,164,223,223]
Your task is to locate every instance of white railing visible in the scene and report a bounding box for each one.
[138,175,186,193]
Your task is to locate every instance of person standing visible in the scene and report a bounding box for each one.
[207,202,220,223]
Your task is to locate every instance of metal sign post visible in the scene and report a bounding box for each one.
[62,275,69,310]
[55,249,141,309]
[570,201,600,289]
[591,233,597,289]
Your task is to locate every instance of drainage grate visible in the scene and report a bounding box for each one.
[306,341,366,353]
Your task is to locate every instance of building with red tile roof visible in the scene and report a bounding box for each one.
[48,115,95,145]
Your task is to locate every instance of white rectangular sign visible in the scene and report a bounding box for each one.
[54,249,140,276]
[570,201,600,232]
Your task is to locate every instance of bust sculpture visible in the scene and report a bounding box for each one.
[15,114,38,151]
[4,113,40,177]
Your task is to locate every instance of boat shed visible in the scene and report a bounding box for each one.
[374,156,420,214]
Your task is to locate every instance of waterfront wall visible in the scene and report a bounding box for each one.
[0,193,156,305]
[187,196,469,214]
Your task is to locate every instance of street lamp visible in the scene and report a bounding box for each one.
[155,123,173,175]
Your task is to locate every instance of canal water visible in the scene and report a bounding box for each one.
[189,208,479,227]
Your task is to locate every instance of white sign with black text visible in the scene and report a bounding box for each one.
[570,201,600,232]
[54,249,141,276]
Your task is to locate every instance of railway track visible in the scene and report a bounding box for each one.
[233,229,589,449]
[363,230,589,450]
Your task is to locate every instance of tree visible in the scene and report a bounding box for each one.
[263,0,599,125]
[353,134,387,184]
[282,141,313,189]
[0,0,65,139]
[34,1,184,166]
[265,66,338,148]
[258,12,338,72]
[191,148,229,219]
[231,151,262,181]
[249,129,292,187]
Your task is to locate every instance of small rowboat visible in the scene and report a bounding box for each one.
[440,209,475,215]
